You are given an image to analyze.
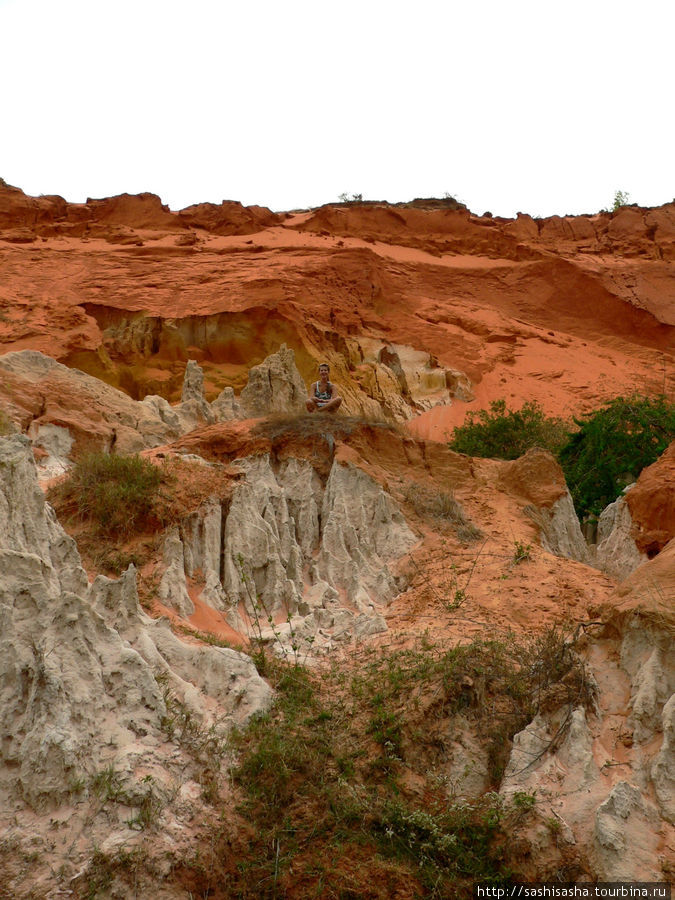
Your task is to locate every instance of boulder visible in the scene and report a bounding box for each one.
[625,441,675,557]
[499,449,589,563]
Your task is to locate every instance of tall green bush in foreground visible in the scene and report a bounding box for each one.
[216,629,591,897]
[448,400,568,460]
[558,394,675,521]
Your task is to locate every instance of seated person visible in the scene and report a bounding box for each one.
[306,363,342,413]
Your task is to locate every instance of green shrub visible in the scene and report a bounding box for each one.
[612,189,631,211]
[512,541,532,564]
[448,400,568,460]
[448,395,674,523]
[60,452,164,537]
[558,394,675,521]
[216,630,591,897]
[375,795,507,883]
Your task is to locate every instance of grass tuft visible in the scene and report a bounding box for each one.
[49,452,167,538]
[403,481,483,541]
[0,409,17,436]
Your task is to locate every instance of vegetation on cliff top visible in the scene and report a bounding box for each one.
[53,452,166,537]
[47,451,237,577]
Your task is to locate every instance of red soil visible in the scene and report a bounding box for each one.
[1,185,672,425]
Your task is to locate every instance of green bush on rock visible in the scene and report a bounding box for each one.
[448,395,675,523]
[448,400,568,460]
[558,394,675,521]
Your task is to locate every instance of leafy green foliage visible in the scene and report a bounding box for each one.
[448,395,674,522]
[448,400,568,460]
[612,189,631,211]
[351,629,593,784]
[512,541,532,565]
[212,629,592,897]
[558,394,675,520]
[55,452,166,537]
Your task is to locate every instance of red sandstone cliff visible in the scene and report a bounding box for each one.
[1,185,673,439]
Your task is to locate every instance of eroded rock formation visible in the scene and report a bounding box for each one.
[2,185,672,433]
[239,343,309,417]
[501,545,675,881]
[594,492,648,580]
[0,434,270,885]
[159,451,417,651]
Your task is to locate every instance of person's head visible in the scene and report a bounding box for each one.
[318,363,330,380]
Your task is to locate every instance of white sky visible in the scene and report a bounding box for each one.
[1,0,673,217]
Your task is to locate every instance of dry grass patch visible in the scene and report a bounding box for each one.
[402,481,483,542]
[48,452,168,538]
[0,409,18,435]
[50,453,235,539]
[49,454,236,579]
[254,412,400,442]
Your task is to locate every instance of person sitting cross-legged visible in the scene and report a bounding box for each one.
[306,363,342,413]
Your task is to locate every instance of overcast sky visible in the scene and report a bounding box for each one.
[1,0,672,217]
